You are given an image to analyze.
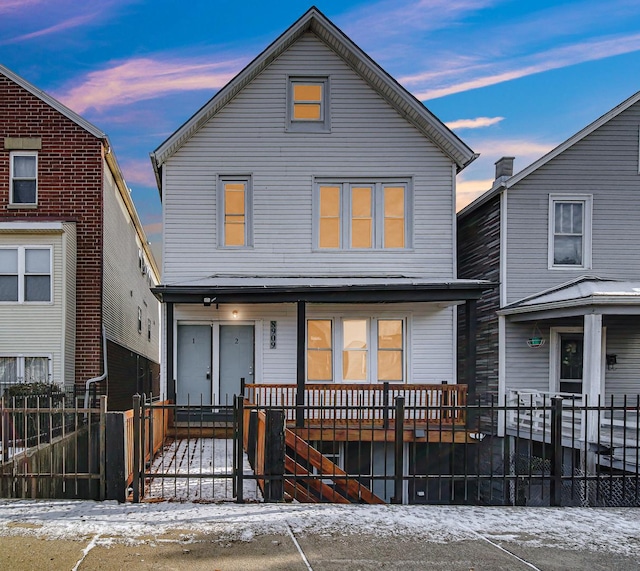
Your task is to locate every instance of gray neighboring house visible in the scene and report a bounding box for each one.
[458,89,640,467]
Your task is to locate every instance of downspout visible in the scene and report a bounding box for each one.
[85,325,108,409]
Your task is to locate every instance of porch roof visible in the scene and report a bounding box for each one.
[500,277,640,321]
[152,275,494,304]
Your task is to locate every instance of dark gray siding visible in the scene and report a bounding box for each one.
[457,194,501,399]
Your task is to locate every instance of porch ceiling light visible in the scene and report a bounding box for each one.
[232,310,238,319]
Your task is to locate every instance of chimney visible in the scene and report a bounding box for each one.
[494,156,514,180]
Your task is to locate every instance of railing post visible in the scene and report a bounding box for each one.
[393,396,405,504]
[235,395,245,504]
[132,394,141,503]
[240,377,246,397]
[99,395,107,501]
[383,381,390,430]
[550,396,563,507]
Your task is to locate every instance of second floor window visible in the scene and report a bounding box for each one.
[549,195,592,269]
[219,177,252,248]
[10,152,38,205]
[0,247,51,303]
[316,181,409,249]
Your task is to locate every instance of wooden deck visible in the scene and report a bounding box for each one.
[244,383,470,443]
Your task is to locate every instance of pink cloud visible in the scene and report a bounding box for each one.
[412,32,640,100]
[119,159,156,188]
[0,13,98,44]
[55,57,245,114]
[446,117,504,130]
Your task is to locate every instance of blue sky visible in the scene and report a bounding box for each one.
[3,0,640,242]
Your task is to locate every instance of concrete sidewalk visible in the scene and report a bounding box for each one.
[1,501,639,570]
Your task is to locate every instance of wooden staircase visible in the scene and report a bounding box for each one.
[284,428,385,504]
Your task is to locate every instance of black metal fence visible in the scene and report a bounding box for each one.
[0,394,106,499]
[129,393,640,507]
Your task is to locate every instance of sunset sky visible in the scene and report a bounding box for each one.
[3,0,640,243]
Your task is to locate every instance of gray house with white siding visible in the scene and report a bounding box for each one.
[458,90,640,457]
[151,7,489,501]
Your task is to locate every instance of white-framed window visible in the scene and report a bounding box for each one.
[218,176,253,248]
[307,317,405,383]
[548,195,592,269]
[315,181,410,250]
[0,355,52,385]
[137,307,142,334]
[10,151,38,205]
[287,77,330,132]
[147,318,152,342]
[0,246,52,303]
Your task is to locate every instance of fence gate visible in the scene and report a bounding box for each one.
[130,395,256,502]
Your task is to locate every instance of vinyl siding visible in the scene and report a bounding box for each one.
[172,302,456,385]
[601,316,640,398]
[506,100,640,304]
[102,162,159,363]
[0,231,65,385]
[163,32,455,284]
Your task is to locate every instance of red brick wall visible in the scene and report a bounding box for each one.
[0,74,105,388]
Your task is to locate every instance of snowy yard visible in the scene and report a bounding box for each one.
[144,438,261,502]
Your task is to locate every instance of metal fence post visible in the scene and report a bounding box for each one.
[99,395,107,501]
[393,396,405,504]
[235,395,245,504]
[383,381,390,430]
[132,394,141,503]
[550,396,563,507]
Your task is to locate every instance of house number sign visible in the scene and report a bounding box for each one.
[270,321,277,349]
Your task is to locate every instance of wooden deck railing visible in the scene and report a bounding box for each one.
[244,383,467,425]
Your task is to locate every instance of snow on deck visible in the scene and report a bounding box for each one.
[144,438,261,502]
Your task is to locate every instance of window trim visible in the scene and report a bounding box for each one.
[0,246,53,304]
[306,316,407,384]
[548,194,592,270]
[286,76,331,133]
[217,175,253,248]
[313,179,412,250]
[9,151,38,206]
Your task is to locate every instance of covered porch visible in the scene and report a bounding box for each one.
[501,278,640,465]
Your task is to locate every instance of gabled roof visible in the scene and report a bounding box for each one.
[150,6,477,189]
[0,63,106,140]
[458,88,640,220]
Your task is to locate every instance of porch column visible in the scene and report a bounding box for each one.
[465,299,477,404]
[296,300,306,427]
[583,313,603,444]
[166,302,175,402]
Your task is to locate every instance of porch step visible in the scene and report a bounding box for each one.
[284,428,385,504]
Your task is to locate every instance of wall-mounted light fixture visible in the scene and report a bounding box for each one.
[232,310,238,319]
[606,354,617,370]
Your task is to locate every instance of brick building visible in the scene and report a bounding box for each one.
[0,63,159,409]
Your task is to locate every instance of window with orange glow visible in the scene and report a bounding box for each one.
[342,320,368,381]
[307,320,333,381]
[219,177,252,248]
[377,320,403,381]
[315,181,409,249]
[288,77,330,132]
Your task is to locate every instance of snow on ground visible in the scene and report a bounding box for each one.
[0,500,639,557]
[144,438,261,502]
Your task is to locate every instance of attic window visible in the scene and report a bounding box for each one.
[287,77,330,133]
